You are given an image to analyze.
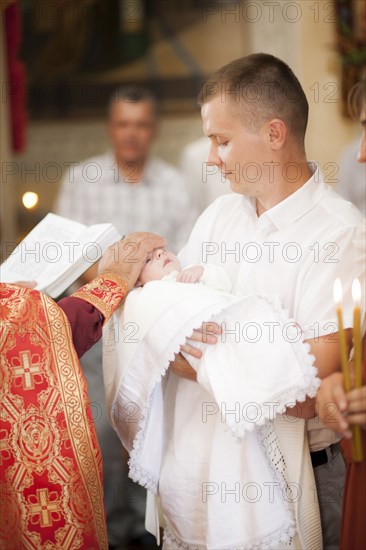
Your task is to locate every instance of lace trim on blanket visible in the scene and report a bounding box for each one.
[128,391,159,492]
[255,421,297,548]
[163,520,296,550]
[128,460,159,492]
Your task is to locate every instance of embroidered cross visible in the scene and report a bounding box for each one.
[13,350,42,390]
[28,488,61,527]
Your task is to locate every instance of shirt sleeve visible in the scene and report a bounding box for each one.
[58,272,129,357]
[296,222,366,340]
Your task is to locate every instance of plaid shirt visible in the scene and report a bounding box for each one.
[55,152,197,253]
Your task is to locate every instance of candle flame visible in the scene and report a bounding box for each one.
[333,278,343,305]
[352,278,361,305]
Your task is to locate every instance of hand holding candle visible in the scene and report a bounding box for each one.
[333,278,364,462]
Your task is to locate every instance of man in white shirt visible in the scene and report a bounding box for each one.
[55,86,196,547]
[172,53,365,550]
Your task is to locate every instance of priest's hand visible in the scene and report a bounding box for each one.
[98,232,166,289]
[169,322,221,380]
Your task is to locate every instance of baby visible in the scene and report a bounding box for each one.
[136,247,232,292]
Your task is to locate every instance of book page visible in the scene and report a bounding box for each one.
[0,213,87,287]
[44,224,121,297]
[1,215,122,297]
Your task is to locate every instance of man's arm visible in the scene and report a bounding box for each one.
[170,329,354,421]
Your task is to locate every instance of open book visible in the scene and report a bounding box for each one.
[0,213,121,298]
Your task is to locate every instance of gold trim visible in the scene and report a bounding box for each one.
[41,293,108,549]
[72,273,129,322]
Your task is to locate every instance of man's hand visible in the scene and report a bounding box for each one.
[98,232,166,289]
[316,372,350,436]
[169,322,221,380]
[316,369,366,436]
[176,265,204,284]
[170,353,197,381]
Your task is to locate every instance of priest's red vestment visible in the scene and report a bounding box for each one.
[0,274,128,549]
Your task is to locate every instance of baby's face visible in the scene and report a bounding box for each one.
[137,248,181,286]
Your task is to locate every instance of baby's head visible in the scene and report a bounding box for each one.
[136,248,181,286]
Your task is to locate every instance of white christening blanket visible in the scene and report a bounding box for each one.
[103,272,322,549]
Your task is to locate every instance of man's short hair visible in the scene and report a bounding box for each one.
[198,53,309,146]
[348,79,366,120]
[109,85,158,116]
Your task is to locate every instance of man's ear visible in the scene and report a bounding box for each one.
[265,119,287,150]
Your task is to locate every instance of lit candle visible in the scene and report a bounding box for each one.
[351,278,364,462]
[333,279,351,391]
[352,279,363,387]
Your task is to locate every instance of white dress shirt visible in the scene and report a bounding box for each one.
[55,151,197,253]
[179,162,366,451]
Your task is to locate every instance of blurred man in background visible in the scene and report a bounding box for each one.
[56,85,194,253]
[55,85,196,548]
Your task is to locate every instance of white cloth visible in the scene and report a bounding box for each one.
[103,273,321,549]
[178,161,366,451]
[55,151,197,252]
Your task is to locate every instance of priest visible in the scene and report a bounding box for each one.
[0,232,165,550]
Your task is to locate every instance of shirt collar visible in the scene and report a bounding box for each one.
[240,161,327,231]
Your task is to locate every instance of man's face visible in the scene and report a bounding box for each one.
[108,100,157,163]
[201,95,269,196]
[137,249,181,286]
[357,108,366,163]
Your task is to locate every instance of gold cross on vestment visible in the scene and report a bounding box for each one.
[28,488,60,527]
[13,350,42,390]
